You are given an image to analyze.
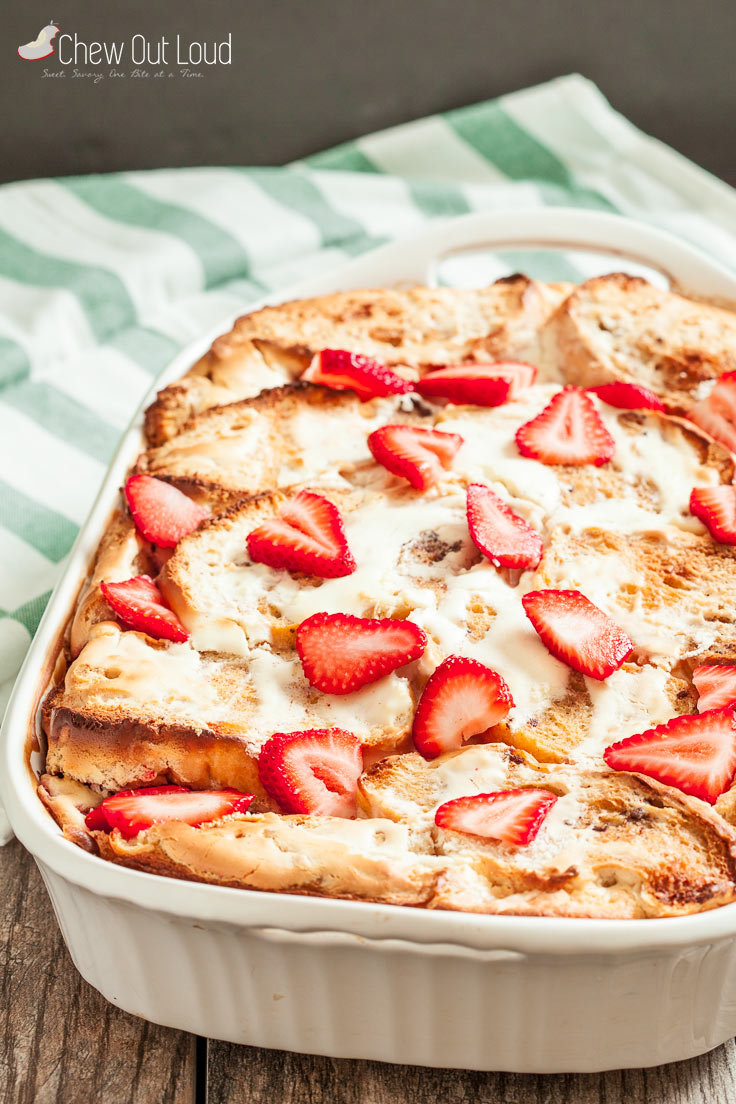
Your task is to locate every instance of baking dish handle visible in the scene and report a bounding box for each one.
[324,208,736,304]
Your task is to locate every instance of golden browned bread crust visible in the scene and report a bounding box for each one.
[138,383,423,497]
[144,278,573,445]
[546,273,736,410]
[37,773,102,852]
[70,511,152,658]
[89,744,736,918]
[46,697,267,798]
[536,525,736,669]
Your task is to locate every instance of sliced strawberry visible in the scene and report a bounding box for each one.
[124,474,207,548]
[522,589,633,680]
[515,386,615,466]
[83,803,110,832]
[415,361,537,406]
[689,486,736,544]
[101,575,189,643]
[368,424,463,490]
[297,612,426,695]
[693,666,736,713]
[85,785,254,838]
[412,655,514,760]
[466,483,543,570]
[689,372,736,453]
[301,348,413,402]
[587,382,666,412]
[247,490,356,578]
[435,789,557,845]
[603,708,736,804]
[258,729,363,817]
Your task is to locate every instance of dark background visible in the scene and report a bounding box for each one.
[3,0,736,185]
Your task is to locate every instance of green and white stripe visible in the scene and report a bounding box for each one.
[2,70,736,740]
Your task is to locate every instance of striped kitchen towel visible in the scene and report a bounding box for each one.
[2,72,736,839]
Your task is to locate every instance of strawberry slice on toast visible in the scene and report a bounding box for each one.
[247,490,357,577]
[693,666,736,713]
[296,612,426,695]
[689,372,736,453]
[587,382,666,412]
[515,386,615,466]
[85,785,253,838]
[412,655,514,759]
[368,424,464,490]
[466,483,543,570]
[101,575,189,643]
[258,729,363,817]
[124,474,207,548]
[603,709,736,804]
[522,589,633,680]
[689,486,736,545]
[415,361,537,406]
[434,789,557,845]
[301,348,413,401]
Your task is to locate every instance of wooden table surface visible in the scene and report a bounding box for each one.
[3,837,736,1104]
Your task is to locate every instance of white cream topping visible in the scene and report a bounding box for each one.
[428,745,512,808]
[413,564,570,725]
[71,623,247,727]
[440,386,564,513]
[602,406,721,527]
[241,646,413,753]
[175,482,472,654]
[573,665,681,766]
[293,815,415,855]
[277,398,401,484]
[510,791,586,871]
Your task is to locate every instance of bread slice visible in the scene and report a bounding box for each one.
[97,812,441,905]
[546,273,736,410]
[536,525,736,670]
[502,664,697,765]
[158,476,476,655]
[138,383,429,498]
[144,277,573,445]
[48,598,424,798]
[436,401,733,525]
[81,742,736,918]
[359,743,736,917]
[143,339,297,447]
[38,773,102,851]
[45,622,267,796]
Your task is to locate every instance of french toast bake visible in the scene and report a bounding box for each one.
[38,273,736,919]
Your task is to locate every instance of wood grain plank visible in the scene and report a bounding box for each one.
[0,840,197,1104]
[205,1039,736,1104]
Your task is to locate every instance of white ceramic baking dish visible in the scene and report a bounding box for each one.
[4,208,736,1074]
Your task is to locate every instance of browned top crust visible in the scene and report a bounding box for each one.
[546,273,736,410]
[144,278,572,445]
[81,744,736,918]
[145,273,736,446]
